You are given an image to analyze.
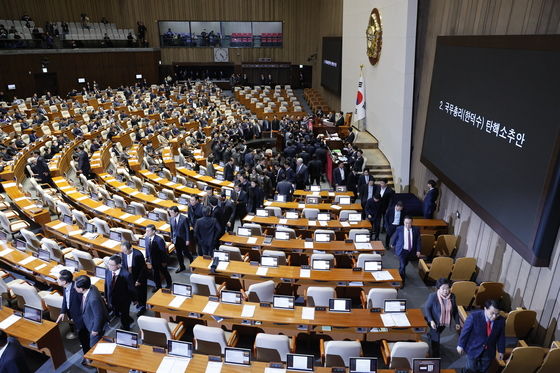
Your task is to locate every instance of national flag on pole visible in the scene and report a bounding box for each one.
[354,72,366,131]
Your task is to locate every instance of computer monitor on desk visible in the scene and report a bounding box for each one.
[287,353,314,371]
[275,231,290,240]
[109,231,122,242]
[23,305,42,323]
[95,266,106,279]
[312,259,330,271]
[348,213,362,223]
[224,347,251,366]
[363,260,382,272]
[329,298,352,313]
[355,233,370,243]
[37,249,51,262]
[213,251,230,262]
[307,196,319,204]
[349,357,377,373]
[260,256,278,267]
[237,227,251,237]
[172,283,192,297]
[167,340,193,359]
[310,185,321,192]
[256,209,269,217]
[338,196,351,205]
[116,329,139,349]
[314,233,331,243]
[286,211,299,219]
[221,290,242,305]
[275,195,286,202]
[384,299,407,313]
[273,295,295,310]
[62,214,73,224]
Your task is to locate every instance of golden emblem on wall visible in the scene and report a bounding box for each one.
[366,8,382,65]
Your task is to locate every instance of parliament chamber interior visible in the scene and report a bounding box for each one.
[0,1,558,372]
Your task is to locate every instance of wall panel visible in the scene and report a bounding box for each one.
[411,0,560,343]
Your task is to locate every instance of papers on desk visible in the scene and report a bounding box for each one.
[308,220,317,226]
[247,237,258,244]
[380,313,411,327]
[92,342,117,355]
[299,269,311,278]
[319,221,327,226]
[241,304,256,318]
[197,192,206,197]
[95,205,110,212]
[330,205,342,210]
[256,267,268,276]
[135,218,147,224]
[301,307,315,320]
[157,356,191,373]
[90,277,101,285]
[0,248,14,257]
[169,295,188,308]
[130,191,140,196]
[59,185,73,190]
[328,192,335,197]
[23,204,40,210]
[304,242,314,249]
[265,368,287,373]
[279,219,288,225]
[119,213,132,220]
[245,215,254,221]
[216,261,229,271]
[153,198,163,203]
[18,256,36,266]
[14,197,28,202]
[340,221,350,227]
[205,361,223,373]
[312,192,320,197]
[0,314,21,330]
[298,204,305,209]
[52,222,67,230]
[34,263,47,271]
[354,242,372,251]
[202,301,220,314]
[50,264,75,276]
[3,182,16,188]
[159,223,170,230]
[101,239,120,249]
[82,232,99,240]
[154,177,163,182]
[264,201,272,206]
[371,271,394,281]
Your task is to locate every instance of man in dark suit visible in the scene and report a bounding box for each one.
[271,115,280,131]
[0,330,31,373]
[209,196,225,234]
[223,158,235,182]
[359,179,377,214]
[390,216,421,285]
[194,206,222,256]
[188,196,204,256]
[75,275,108,351]
[232,184,248,224]
[168,205,192,273]
[145,224,172,290]
[283,162,295,184]
[423,179,439,219]
[384,201,405,247]
[344,127,355,144]
[377,178,394,224]
[294,158,308,190]
[261,118,271,131]
[32,151,52,185]
[352,150,364,172]
[335,111,345,126]
[333,162,346,187]
[56,270,90,358]
[276,179,294,202]
[120,240,147,315]
[365,194,382,240]
[104,255,136,331]
[308,154,323,186]
[457,299,505,373]
[77,145,91,179]
[357,168,373,191]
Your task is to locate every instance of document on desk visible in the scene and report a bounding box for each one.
[216,261,229,271]
[301,307,315,320]
[169,295,188,308]
[298,204,305,209]
[256,267,268,276]
[319,221,327,226]
[340,221,350,227]
[157,356,191,373]
[34,263,47,271]
[95,205,110,212]
[304,242,314,249]
[300,269,311,278]
[130,191,140,196]
[371,271,394,281]
[264,201,272,206]
[92,342,117,355]
[328,192,335,197]
[381,313,411,327]
[241,304,256,318]
[52,222,67,230]
[279,219,288,224]
[101,239,120,249]
[159,223,170,230]
[265,368,287,373]
[119,213,132,220]
[354,242,372,251]
[205,361,223,373]
[68,230,82,236]
[18,256,36,266]
[202,301,220,314]
[0,314,21,330]
[245,215,254,221]
[308,220,316,226]
[153,198,163,204]
[0,248,14,257]
[247,237,258,244]
[330,205,342,210]
[135,217,147,224]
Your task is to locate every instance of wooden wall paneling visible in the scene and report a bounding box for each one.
[411,0,560,343]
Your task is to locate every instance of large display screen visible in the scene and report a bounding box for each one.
[421,35,560,266]
[321,36,342,95]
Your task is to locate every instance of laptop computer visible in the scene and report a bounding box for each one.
[338,196,351,205]
[260,256,279,267]
[85,222,96,233]
[213,251,230,262]
[275,231,290,240]
[109,231,122,242]
[363,260,382,272]
[237,227,251,237]
[314,233,331,242]
[115,329,139,349]
[37,249,51,262]
[349,357,378,373]
[221,290,242,305]
[311,259,330,271]
[224,347,251,366]
[328,298,352,313]
[15,239,27,251]
[287,353,314,372]
[95,266,106,279]
[105,199,116,208]
[0,230,7,242]
[23,305,42,324]
[148,212,159,221]
[413,358,441,373]
[65,257,79,270]
[172,283,192,297]
[62,214,73,224]
[167,340,193,359]
[384,299,407,313]
[272,295,295,310]
[178,197,189,205]
[138,237,146,248]
[307,197,319,204]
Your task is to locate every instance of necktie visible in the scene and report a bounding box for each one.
[486,320,492,336]
[111,272,118,289]
[408,229,412,251]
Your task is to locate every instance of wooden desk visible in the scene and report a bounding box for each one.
[98,173,189,212]
[190,257,401,290]
[293,189,355,199]
[220,233,384,254]
[243,215,371,230]
[52,177,171,234]
[137,169,207,198]
[0,306,66,368]
[177,167,234,189]
[148,291,425,340]
[85,343,456,373]
[412,219,448,234]
[264,200,362,212]
[2,181,51,225]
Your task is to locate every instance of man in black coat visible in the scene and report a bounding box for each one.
[232,184,248,224]
[75,275,108,352]
[120,240,148,315]
[271,115,280,131]
[352,150,364,172]
[308,154,323,186]
[104,254,136,331]
[77,146,91,179]
[276,179,294,201]
[209,196,225,235]
[283,162,296,184]
[359,179,378,213]
[168,205,192,273]
[333,162,347,187]
[194,206,222,256]
[0,331,31,373]
[32,151,52,185]
[145,224,172,289]
[384,201,405,247]
[294,158,309,190]
[365,194,382,240]
[56,270,90,357]
[377,178,395,223]
[357,168,373,192]
[223,158,235,182]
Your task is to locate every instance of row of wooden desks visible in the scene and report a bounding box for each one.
[220,233,385,254]
[243,215,371,230]
[1,181,51,225]
[85,343,456,373]
[190,257,401,290]
[177,166,235,189]
[52,177,171,234]
[147,291,425,341]
[264,200,362,212]
[293,189,355,199]
[138,169,207,197]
